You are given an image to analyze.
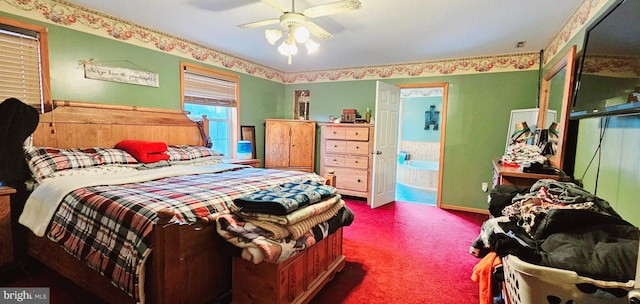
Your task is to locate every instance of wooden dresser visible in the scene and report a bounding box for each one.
[265,119,316,172]
[492,158,567,188]
[319,123,374,200]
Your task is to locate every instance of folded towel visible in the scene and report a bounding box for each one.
[115,140,169,163]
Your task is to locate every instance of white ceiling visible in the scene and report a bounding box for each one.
[65,0,584,73]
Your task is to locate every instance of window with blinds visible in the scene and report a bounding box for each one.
[0,18,50,112]
[181,62,240,158]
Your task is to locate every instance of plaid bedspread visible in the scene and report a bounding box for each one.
[44,167,323,302]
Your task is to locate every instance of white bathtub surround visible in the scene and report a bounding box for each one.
[400,141,439,162]
[397,141,440,191]
[397,160,439,191]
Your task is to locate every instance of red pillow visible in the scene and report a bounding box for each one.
[115,140,170,163]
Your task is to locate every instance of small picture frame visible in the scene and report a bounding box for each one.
[240,125,256,159]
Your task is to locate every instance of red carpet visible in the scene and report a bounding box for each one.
[311,199,488,304]
[3,199,487,304]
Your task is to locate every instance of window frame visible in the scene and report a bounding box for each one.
[180,62,240,158]
[0,16,51,112]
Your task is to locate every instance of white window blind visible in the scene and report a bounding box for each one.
[0,27,43,109]
[183,66,237,107]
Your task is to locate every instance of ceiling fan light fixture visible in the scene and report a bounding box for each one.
[277,40,298,56]
[264,29,282,45]
[238,0,362,65]
[294,26,310,43]
[305,39,319,54]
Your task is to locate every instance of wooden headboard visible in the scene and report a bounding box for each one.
[32,100,207,148]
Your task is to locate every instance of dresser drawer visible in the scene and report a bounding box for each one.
[324,155,346,167]
[324,128,346,140]
[334,168,368,192]
[345,156,368,169]
[325,140,346,153]
[345,141,368,155]
[345,128,369,141]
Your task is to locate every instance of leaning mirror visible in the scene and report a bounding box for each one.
[537,45,576,170]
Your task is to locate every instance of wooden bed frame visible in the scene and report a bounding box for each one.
[24,100,345,304]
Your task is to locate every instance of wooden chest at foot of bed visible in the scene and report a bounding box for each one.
[232,228,345,304]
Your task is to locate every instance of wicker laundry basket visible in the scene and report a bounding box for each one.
[502,255,635,304]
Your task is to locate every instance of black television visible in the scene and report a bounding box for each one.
[570,0,640,119]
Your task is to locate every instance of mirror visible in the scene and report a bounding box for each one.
[240,125,256,159]
[537,45,576,169]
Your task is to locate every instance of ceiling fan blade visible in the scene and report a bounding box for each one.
[238,18,280,29]
[189,0,258,12]
[306,21,333,40]
[260,0,288,13]
[303,0,362,18]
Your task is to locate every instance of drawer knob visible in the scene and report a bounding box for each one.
[334,145,338,148]
[333,159,337,161]
[354,160,358,163]
[357,179,361,183]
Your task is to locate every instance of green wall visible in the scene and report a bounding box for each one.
[574,117,640,226]
[0,11,284,162]
[286,72,540,210]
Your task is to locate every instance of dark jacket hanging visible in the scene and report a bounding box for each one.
[0,98,40,186]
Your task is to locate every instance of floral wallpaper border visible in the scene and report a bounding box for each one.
[582,55,640,78]
[401,88,444,98]
[543,0,606,64]
[1,0,605,84]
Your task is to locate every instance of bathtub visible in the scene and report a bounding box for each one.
[397,160,439,191]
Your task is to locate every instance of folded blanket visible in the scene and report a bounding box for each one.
[246,219,290,240]
[235,198,345,240]
[286,199,345,239]
[234,180,338,215]
[231,194,342,225]
[115,140,169,163]
[216,204,354,264]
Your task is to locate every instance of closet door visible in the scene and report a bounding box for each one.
[264,119,316,172]
[289,122,315,168]
[265,120,291,168]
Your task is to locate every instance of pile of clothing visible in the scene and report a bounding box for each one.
[471,180,639,304]
[501,143,546,166]
[472,179,638,282]
[216,180,354,264]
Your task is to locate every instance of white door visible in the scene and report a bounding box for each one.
[370,81,401,208]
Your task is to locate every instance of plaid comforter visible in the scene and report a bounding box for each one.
[42,167,323,302]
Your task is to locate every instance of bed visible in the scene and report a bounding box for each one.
[17,100,348,304]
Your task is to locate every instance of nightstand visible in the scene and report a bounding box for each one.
[0,186,16,271]
[224,159,261,168]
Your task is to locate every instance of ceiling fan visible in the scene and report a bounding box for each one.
[238,0,362,64]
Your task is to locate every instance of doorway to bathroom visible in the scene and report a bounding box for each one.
[395,83,448,207]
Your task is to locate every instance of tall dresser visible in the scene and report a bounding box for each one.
[319,123,374,200]
[264,119,316,172]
